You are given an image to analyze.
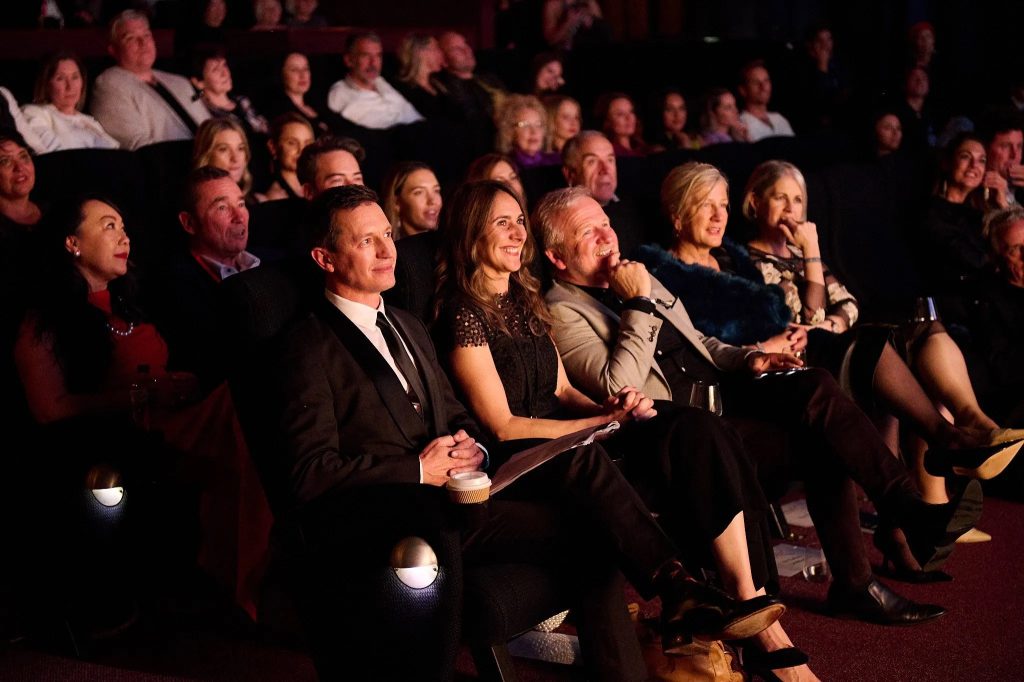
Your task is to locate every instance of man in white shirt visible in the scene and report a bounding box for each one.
[90,10,210,150]
[327,31,423,130]
[737,60,795,142]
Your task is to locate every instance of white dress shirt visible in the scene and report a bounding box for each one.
[326,76,423,130]
[324,290,415,392]
[739,110,795,142]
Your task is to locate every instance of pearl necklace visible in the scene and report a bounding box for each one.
[106,321,136,337]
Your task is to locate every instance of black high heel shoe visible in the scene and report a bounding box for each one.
[924,438,1024,479]
[873,525,953,583]
[740,645,810,682]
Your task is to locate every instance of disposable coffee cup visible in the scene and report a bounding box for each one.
[447,471,491,504]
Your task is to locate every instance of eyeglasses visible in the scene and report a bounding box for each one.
[513,121,545,130]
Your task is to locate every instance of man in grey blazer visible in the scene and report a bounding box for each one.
[91,10,210,150]
[537,186,980,626]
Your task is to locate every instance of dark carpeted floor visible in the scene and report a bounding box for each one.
[2,496,1021,681]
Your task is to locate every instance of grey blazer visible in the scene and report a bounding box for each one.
[545,277,751,402]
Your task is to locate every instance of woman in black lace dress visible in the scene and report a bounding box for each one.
[434,180,815,680]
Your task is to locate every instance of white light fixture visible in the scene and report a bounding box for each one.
[390,537,439,589]
[86,464,125,507]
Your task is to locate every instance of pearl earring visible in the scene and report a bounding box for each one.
[74,249,81,257]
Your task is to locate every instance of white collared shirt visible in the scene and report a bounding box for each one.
[324,290,416,393]
[326,76,424,130]
[200,250,261,281]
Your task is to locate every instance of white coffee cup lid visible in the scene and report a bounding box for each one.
[448,471,491,490]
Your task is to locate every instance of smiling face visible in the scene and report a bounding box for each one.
[208,129,248,184]
[111,16,157,75]
[875,114,903,153]
[606,97,637,139]
[273,121,314,172]
[185,177,250,263]
[48,59,84,114]
[949,139,986,194]
[0,140,34,200]
[676,179,729,251]
[316,201,396,305]
[201,57,233,96]
[512,106,546,155]
[397,168,442,234]
[282,52,311,95]
[345,37,383,88]
[477,189,527,280]
[662,93,687,133]
[546,195,618,287]
[67,200,130,291]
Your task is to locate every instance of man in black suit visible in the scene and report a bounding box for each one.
[271,185,782,680]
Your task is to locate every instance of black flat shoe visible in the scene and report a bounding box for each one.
[740,645,810,682]
[924,439,1024,479]
[660,578,785,654]
[826,578,945,625]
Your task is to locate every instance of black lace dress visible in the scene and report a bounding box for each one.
[436,289,778,589]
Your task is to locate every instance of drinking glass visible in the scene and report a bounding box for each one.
[911,296,940,323]
[689,381,724,417]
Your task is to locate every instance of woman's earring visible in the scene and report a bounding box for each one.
[941,180,948,197]
[73,249,81,257]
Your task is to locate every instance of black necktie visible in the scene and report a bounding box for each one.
[376,312,428,418]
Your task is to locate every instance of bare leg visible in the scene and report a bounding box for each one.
[712,513,819,681]
[905,404,955,504]
[911,331,998,432]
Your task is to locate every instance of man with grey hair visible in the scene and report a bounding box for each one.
[327,31,423,130]
[537,185,983,629]
[561,130,645,256]
[91,10,210,150]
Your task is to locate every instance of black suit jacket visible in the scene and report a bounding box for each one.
[276,298,483,508]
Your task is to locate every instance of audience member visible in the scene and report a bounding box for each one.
[0,129,43,231]
[285,0,327,27]
[22,52,119,153]
[737,60,794,142]
[261,113,315,201]
[395,33,452,121]
[189,45,269,138]
[192,118,255,199]
[174,0,227,54]
[251,0,285,30]
[595,91,651,156]
[327,32,423,130]
[796,23,846,132]
[541,0,609,50]
[296,134,365,198]
[272,183,779,679]
[561,130,644,255]
[651,88,695,151]
[536,185,987,626]
[530,51,565,96]
[907,21,936,71]
[872,111,904,157]
[0,87,48,154]
[979,112,1024,205]
[465,152,525,205]
[436,30,506,124]
[152,167,261,389]
[381,161,442,239]
[495,94,560,168]
[262,52,344,136]
[897,67,937,153]
[700,87,749,145]
[541,94,581,154]
[91,10,210,150]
